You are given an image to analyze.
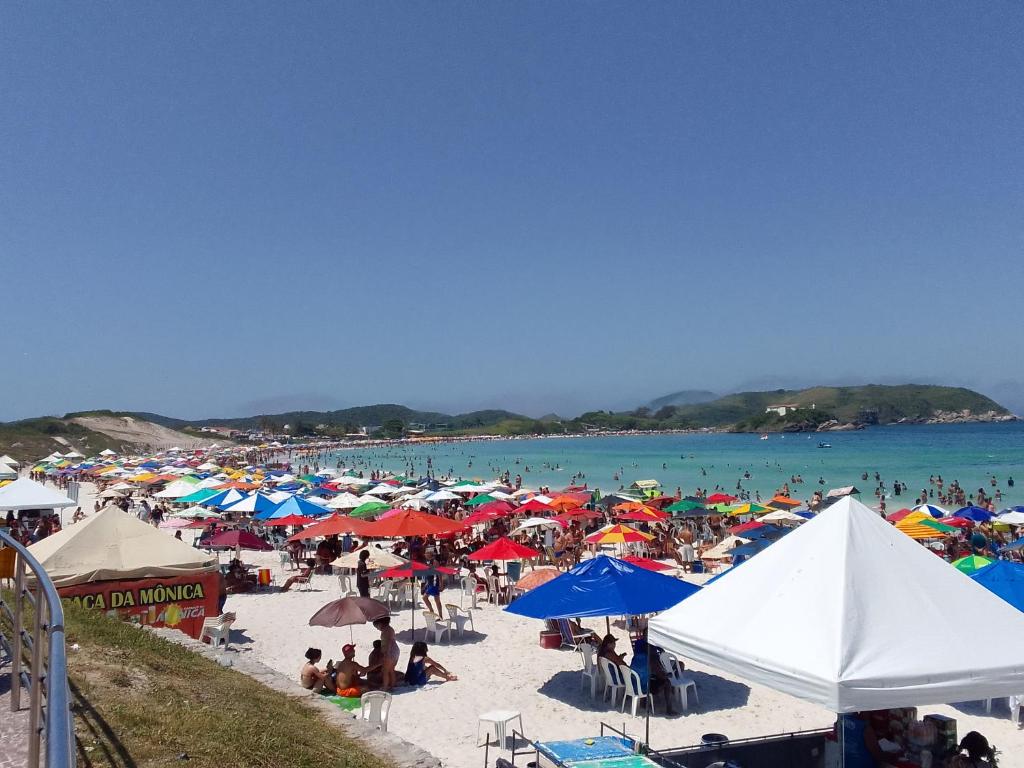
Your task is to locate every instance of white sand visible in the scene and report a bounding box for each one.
[68,483,1024,766]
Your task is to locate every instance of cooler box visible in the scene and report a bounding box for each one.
[924,714,957,756]
[540,630,561,649]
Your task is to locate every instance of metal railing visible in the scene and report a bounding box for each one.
[0,529,76,768]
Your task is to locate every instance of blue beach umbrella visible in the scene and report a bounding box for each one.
[970,560,1024,613]
[221,492,280,516]
[200,488,246,509]
[913,504,949,519]
[953,506,994,523]
[259,494,330,520]
[504,555,699,620]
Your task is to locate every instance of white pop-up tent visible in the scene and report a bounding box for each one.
[0,478,76,511]
[28,505,218,587]
[0,462,16,481]
[0,454,20,468]
[650,496,1024,712]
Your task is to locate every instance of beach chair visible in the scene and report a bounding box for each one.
[337,573,356,596]
[556,618,590,650]
[544,546,566,570]
[659,652,699,711]
[359,691,392,733]
[293,571,313,592]
[421,611,450,644]
[459,575,480,609]
[597,657,624,706]
[200,612,236,650]
[278,550,292,570]
[444,603,474,638]
[578,643,600,699]
[619,665,654,718]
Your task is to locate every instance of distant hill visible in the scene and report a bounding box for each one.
[572,384,1013,433]
[647,389,719,410]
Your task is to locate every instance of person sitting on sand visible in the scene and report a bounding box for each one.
[225,562,254,594]
[281,559,315,592]
[404,641,457,686]
[948,731,998,767]
[373,616,400,690]
[597,634,627,666]
[333,643,379,697]
[366,640,385,689]
[299,647,335,694]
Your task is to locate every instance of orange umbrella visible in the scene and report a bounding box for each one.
[548,495,585,512]
[515,568,561,591]
[357,509,466,538]
[214,481,261,490]
[616,507,669,522]
[767,495,802,509]
[612,501,655,513]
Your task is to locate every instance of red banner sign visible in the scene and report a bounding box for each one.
[59,572,220,639]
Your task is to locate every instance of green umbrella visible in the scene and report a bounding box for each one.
[351,501,390,518]
[175,488,221,505]
[952,555,993,574]
[465,493,497,507]
[665,499,704,513]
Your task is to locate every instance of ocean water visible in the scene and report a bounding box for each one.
[321,422,1024,508]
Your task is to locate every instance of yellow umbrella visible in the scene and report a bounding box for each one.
[584,524,654,545]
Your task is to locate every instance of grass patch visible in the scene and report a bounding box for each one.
[57,603,391,768]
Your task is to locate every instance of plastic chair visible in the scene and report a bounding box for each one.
[660,652,699,711]
[421,611,450,644]
[620,665,654,717]
[337,573,356,596]
[359,691,392,733]
[200,612,235,650]
[459,575,479,609]
[597,656,624,706]
[578,643,599,699]
[485,574,501,605]
[383,582,403,610]
[444,603,474,638]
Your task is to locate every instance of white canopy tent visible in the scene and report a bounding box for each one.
[0,478,76,511]
[154,480,201,499]
[650,496,1024,712]
[0,462,16,481]
[0,454,21,468]
[28,505,218,587]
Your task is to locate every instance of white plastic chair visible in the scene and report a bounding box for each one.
[660,652,699,711]
[337,573,356,596]
[200,612,235,650]
[1010,694,1023,726]
[485,574,501,605]
[620,665,654,717]
[421,611,450,644]
[360,691,392,733]
[444,603,474,638]
[383,582,403,610]
[597,656,624,706]
[578,643,599,699]
[459,575,479,609]
[278,551,291,570]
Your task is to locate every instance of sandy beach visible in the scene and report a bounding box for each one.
[56,481,1024,768]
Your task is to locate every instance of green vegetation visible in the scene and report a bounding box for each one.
[56,602,391,768]
[0,417,125,464]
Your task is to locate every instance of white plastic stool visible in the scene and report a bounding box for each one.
[477,710,523,749]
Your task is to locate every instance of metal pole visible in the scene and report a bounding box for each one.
[28,580,45,767]
[12,554,24,710]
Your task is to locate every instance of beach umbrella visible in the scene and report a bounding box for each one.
[738,524,790,541]
[616,507,669,523]
[158,517,193,529]
[286,514,369,542]
[308,596,390,643]
[729,539,773,559]
[425,489,461,502]
[326,492,365,510]
[952,555,993,575]
[725,503,772,517]
[547,494,585,512]
[263,513,314,527]
[970,560,1024,613]
[997,511,1024,527]
[584,524,654,545]
[169,505,222,519]
[512,499,561,518]
[198,488,246,509]
[205,530,273,551]
[765,495,801,510]
[665,499,704,513]
[757,509,808,525]
[515,568,562,591]
[462,509,503,526]
[953,506,994,523]
[350,501,390,518]
[553,509,602,526]
[468,537,541,561]
[937,517,974,529]
[913,504,950,519]
[259,495,329,520]
[612,501,657,514]
[885,508,915,523]
[174,488,222,505]
[511,517,564,535]
[505,555,699,620]
[728,520,765,536]
[619,555,675,572]
[706,493,738,505]
[330,549,407,570]
[465,493,498,507]
[357,509,466,538]
[895,513,958,540]
[475,501,515,517]
[221,492,280,516]
[376,561,458,580]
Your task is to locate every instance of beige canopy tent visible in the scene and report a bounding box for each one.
[28,505,218,587]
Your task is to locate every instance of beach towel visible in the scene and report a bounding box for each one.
[327,695,361,712]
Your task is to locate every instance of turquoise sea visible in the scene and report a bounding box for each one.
[322,422,1024,509]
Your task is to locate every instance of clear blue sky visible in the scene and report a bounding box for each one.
[3,2,1023,420]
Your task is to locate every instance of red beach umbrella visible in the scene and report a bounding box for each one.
[377,561,458,579]
[468,537,541,561]
[728,521,764,535]
[616,507,669,522]
[358,509,466,538]
[886,508,915,523]
[287,513,369,541]
[707,493,738,505]
[511,499,557,516]
[206,530,273,551]
[264,513,314,527]
[620,555,675,572]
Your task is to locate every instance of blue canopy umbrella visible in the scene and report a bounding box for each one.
[729,540,773,560]
[970,560,1024,613]
[505,555,699,620]
[258,494,330,520]
[200,488,246,509]
[220,492,280,516]
[954,506,994,523]
[1000,537,1024,554]
[740,524,790,541]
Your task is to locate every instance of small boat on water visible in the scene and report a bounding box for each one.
[759,434,769,440]
[818,442,832,449]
